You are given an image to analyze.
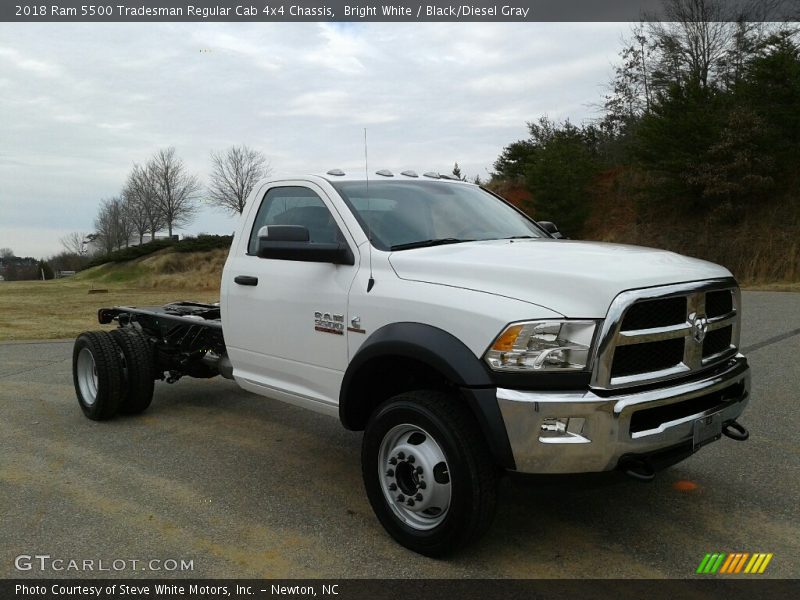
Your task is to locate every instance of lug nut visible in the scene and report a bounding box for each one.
[415,466,423,475]
[407,455,415,463]
[415,493,423,501]
[419,481,427,489]
[386,469,394,477]
[397,494,405,502]
[406,499,415,507]
[389,483,397,491]
[389,457,397,465]
[398,452,405,460]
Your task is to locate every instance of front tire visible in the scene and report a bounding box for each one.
[72,331,124,420]
[361,390,498,556]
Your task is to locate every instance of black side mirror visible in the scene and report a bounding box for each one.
[257,225,354,265]
[537,221,564,239]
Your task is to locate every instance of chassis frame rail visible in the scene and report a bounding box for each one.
[98,302,226,380]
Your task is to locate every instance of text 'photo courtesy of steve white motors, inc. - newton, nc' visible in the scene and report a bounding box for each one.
[15,582,337,598]
[12,3,533,19]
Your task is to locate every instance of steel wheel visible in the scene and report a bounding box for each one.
[76,347,99,406]
[378,423,451,530]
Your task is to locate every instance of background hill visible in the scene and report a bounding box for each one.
[488,16,799,284]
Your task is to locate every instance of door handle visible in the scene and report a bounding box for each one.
[234,275,259,286]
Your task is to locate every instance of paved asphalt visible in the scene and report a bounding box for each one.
[1,291,798,579]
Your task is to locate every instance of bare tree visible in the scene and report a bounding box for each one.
[122,169,154,245]
[0,247,14,259]
[60,232,88,256]
[94,197,132,253]
[605,0,789,124]
[117,197,135,248]
[94,200,117,254]
[649,0,731,89]
[126,163,165,243]
[122,191,149,246]
[148,147,201,237]
[207,145,271,214]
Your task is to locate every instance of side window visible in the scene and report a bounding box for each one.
[247,186,341,254]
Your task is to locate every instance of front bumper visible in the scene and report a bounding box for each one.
[497,355,750,474]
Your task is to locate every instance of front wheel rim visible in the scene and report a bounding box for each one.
[378,424,451,531]
[76,347,99,406]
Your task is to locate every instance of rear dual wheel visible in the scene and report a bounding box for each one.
[110,328,155,415]
[72,328,155,420]
[73,331,124,420]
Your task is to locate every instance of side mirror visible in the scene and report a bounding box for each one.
[537,221,564,239]
[257,225,355,265]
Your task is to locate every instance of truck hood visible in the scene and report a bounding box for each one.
[388,239,733,318]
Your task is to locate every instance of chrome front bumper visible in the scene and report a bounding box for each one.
[497,355,750,474]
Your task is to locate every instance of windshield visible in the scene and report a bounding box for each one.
[331,180,545,250]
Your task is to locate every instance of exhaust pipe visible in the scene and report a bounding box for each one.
[201,352,235,380]
[620,456,656,482]
[722,420,749,441]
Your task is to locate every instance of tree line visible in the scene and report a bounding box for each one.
[489,0,799,264]
[88,144,271,256]
[0,145,271,281]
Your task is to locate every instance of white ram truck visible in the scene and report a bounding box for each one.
[73,170,751,555]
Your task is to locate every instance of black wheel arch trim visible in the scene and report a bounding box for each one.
[339,322,516,469]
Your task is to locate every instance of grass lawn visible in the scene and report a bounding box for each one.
[0,249,225,341]
[0,278,219,341]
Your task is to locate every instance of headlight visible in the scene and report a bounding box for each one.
[484,320,596,372]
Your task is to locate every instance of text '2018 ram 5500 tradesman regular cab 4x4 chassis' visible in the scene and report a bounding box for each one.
[72,170,751,555]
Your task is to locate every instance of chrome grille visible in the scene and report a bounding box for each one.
[591,280,740,390]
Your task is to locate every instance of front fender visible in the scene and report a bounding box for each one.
[339,322,515,469]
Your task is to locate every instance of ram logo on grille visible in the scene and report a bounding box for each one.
[690,313,709,344]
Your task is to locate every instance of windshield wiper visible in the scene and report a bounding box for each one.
[390,238,474,251]
[499,235,536,240]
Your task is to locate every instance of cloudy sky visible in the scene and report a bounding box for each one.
[0,21,631,258]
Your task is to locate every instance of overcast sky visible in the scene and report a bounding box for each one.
[0,22,631,258]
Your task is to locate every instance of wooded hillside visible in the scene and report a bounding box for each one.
[489,1,799,283]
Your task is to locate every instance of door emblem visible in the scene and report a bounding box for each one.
[314,312,344,335]
[348,316,366,334]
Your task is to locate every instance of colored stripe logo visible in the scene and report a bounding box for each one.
[696,552,773,574]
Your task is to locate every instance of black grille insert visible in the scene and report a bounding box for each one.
[621,297,687,331]
[703,326,733,357]
[629,381,745,434]
[611,338,685,378]
[705,290,733,318]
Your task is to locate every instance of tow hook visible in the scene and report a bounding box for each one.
[621,457,656,482]
[722,420,749,441]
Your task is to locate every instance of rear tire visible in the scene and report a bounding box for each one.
[361,390,498,556]
[110,328,155,415]
[72,331,124,421]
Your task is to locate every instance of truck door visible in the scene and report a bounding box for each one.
[223,182,359,412]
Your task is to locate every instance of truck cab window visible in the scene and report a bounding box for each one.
[248,186,341,254]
